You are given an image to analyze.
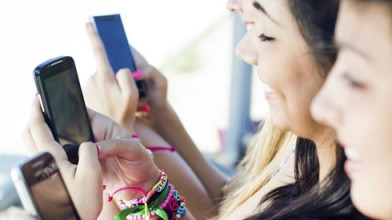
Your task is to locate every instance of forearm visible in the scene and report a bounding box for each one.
[98,192,120,220]
[147,105,228,202]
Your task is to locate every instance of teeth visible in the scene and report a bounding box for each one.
[246,24,254,30]
[344,147,360,160]
[264,84,274,93]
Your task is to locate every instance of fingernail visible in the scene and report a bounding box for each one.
[103,185,106,190]
[132,70,143,79]
[140,104,150,112]
[96,144,102,156]
[85,22,92,30]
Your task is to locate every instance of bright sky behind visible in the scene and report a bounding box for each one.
[0,0,228,154]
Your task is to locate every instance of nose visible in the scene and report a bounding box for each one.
[311,79,341,128]
[236,31,258,66]
[227,0,242,12]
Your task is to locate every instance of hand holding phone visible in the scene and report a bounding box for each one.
[24,97,160,210]
[23,99,104,219]
[90,14,147,97]
[33,56,94,164]
[84,22,140,131]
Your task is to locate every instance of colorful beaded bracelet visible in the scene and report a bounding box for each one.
[116,183,186,220]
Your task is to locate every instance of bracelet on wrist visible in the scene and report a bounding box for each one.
[132,134,176,152]
[108,170,186,220]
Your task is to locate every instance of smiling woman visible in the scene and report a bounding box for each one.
[311,0,392,219]
[236,0,367,219]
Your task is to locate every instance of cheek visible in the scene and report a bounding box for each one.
[348,107,392,218]
[351,161,392,219]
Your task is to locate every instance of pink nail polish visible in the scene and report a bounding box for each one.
[132,70,143,79]
[141,104,150,112]
[96,144,102,156]
[85,22,91,30]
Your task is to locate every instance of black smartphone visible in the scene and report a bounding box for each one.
[91,13,147,97]
[33,56,94,164]
[11,152,80,220]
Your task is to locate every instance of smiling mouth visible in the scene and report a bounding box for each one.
[343,146,364,176]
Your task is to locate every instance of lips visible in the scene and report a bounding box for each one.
[343,147,364,176]
[264,84,276,100]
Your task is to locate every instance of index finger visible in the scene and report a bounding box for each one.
[85,21,114,78]
[87,107,131,141]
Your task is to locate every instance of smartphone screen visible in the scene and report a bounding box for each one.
[12,152,80,220]
[34,56,94,164]
[91,14,147,97]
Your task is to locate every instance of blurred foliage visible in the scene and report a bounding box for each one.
[161,44,201,75]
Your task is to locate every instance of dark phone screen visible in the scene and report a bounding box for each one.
[25,155,79,220]
[93,14,137,72]
[44,67,93,146]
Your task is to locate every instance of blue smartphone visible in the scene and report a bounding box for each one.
[91,14,147,97]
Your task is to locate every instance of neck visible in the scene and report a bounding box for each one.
[312,130,336,182]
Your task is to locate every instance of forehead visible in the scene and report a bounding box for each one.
[337,0,392,60]
[255,0,297,30]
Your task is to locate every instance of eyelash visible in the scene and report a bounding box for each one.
[342,72,366,89]
[259,33,275,42]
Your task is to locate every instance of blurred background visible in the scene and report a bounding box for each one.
[0,0,269,215]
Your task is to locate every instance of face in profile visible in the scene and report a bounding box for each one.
[227,0,260,65]
[237,0,327,139]
[311,0,392,219]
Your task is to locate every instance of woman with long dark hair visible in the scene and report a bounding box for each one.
[239,0,366,219]
[312,0,392,219]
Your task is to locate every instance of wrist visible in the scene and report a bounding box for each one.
[113,170,187,220]
[119,120,136,135]
[149,104,176,129]
[140,168,161,195]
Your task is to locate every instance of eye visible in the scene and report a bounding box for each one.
[343,72,366,89]
[259,33,275,42]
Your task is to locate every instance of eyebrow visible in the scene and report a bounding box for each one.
[335,39,371,61]
[253,1,280,26]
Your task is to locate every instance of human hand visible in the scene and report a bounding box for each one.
[23,97,103,220]
[24,97,160,214]
[126,39,169,114]
[132,64,170,116]
[87,108,160,201]
[83,22,138,133]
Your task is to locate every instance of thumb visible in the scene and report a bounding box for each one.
[73,142,103,219]
[77,142,102,177]
[116,68,138,100]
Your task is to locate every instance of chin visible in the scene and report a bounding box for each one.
[269,112,290,132]
[351,183,390,220]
